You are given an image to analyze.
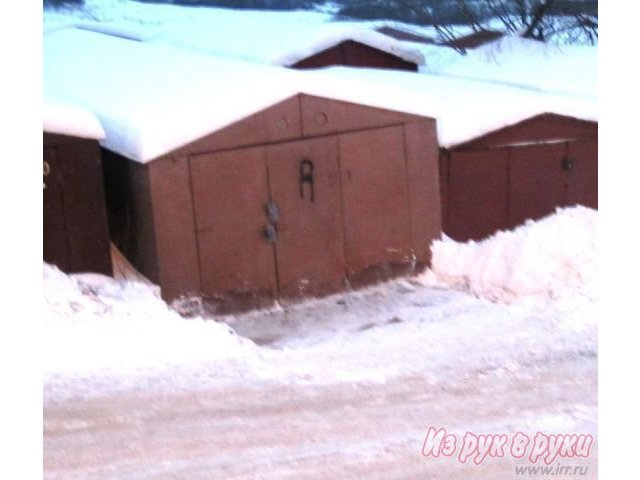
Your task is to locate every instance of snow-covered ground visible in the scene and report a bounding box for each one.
[43,207,598,478]
[44,206,597,400]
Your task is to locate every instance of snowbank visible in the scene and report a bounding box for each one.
[43,264,259,398]
[438,36,597,99]
[43,99,105,139]
[424,206,597,302]
[43,204,597,400]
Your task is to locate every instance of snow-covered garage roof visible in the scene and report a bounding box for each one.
[43,98,105,140]
[436,36,597,99]
[44,28,597,162]
[45,3,424,67]
[44,28,307,162]
[303,66,598,148]
[150,21,426,67]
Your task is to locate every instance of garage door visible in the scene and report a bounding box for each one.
[339,125,413,284]
[191,137,346,301]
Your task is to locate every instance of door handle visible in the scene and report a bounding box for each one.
[264,223,277,243]
[266,201,279,223]
[562,156,573,172]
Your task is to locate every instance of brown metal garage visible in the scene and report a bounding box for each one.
[101,94,440,311]
[439,113,597,241]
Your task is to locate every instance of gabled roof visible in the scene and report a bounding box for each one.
[44,29,306,162]
[374,26,436,45]
[303,66,597,148]
[443,29,505,50]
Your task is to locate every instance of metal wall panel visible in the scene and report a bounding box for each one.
[290,45,344,69]
[404,120,441,264]
[43,136,112,276]
[566,140,598,209]
[156,97,302,159]
[266,136,347,299]
[58,140,112,275]
[509,143,568,228]
[300,94,420,138]
[190,147,278,303]
[342,40,419,71]
[445,149,509,241]
[291,41,417,71]
[149,156,201,300]
[338,126,413,283]
[43,146,70,271]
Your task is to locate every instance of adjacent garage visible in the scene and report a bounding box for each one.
[290,40,420,71]
[43,100,112,276]
[440,113,597,241]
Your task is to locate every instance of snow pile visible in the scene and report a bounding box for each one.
[416,43,466,73]
[43,98,105,139]
[43,264,260,399]
[425,206,597,302]
[438,36,597,98]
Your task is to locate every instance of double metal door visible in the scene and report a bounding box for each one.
[190,136,345,301]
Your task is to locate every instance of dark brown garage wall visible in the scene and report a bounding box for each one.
[440,114,598,242]
[44,133,112,276]
[291,41,419,71]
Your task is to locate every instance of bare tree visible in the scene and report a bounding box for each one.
[337,0,598,45]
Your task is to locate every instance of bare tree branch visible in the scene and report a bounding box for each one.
[522,0,557,39]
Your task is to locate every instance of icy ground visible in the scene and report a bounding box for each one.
[43,207,597,478]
